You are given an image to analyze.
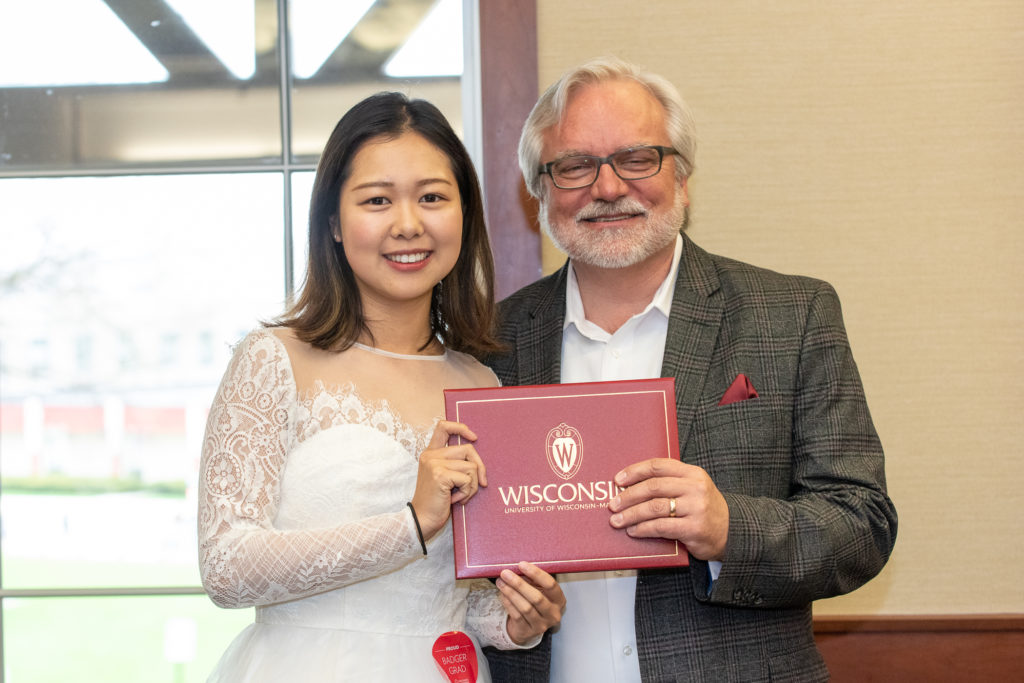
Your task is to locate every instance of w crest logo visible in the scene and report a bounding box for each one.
[545,422,583,480]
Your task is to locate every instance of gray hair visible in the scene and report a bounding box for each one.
[518,56,697,199]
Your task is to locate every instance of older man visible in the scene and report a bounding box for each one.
[484,57,897,682]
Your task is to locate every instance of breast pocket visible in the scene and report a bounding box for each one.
[684,399,793,496]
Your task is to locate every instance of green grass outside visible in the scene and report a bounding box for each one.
[2,558,253,683]
[2,475,187,497]
[3,555,202,590]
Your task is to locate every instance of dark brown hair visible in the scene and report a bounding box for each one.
[273,92,501,357]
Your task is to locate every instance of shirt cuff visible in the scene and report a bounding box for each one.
[707,560,723,595]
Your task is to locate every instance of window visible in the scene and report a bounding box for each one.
[0,1,468,680]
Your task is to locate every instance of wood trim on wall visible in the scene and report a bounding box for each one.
[478,0,541,300]
[814,614,1024,632]
[814,615,1024,681]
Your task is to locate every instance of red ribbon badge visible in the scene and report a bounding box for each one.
[431,631,478,683]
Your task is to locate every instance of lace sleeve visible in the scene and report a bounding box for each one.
[197,331,422,608]
[464,579,541,651]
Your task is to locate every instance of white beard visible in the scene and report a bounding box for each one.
[539,190,688,269]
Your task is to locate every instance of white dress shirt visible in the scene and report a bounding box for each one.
[549,236,680,683]
[549,236,723,682]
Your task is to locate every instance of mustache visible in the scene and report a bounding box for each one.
[574,198,648,222]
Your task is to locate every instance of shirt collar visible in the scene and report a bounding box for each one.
[564,233,683,332]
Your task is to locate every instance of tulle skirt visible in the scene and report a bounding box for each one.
[207,621,493,682]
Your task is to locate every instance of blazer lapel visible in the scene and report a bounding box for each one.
[661,234,723,458]
[508,245,722,453]
[514,263,569,386]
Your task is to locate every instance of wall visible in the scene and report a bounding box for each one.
[534,0,1023,615]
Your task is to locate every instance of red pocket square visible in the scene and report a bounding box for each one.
[718,373,759,406]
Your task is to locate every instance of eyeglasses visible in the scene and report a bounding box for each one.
[538,145,678,190]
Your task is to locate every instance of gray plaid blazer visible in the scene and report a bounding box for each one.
[483,233,897,682]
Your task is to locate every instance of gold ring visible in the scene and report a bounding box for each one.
[668,497,677,517]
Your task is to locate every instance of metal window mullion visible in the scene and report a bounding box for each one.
[0,163,317,180]
[278,0,296,302]
[0,586,207,598]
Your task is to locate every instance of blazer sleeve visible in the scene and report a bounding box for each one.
[696,281,897,609]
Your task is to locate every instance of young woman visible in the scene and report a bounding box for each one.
[198,92,564,682]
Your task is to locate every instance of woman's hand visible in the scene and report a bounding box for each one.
[410,420,487,539]
[496,562,566,645]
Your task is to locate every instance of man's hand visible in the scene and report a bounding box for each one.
[608,458,729,561]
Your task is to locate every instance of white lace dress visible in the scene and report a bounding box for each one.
[198,329,523,682]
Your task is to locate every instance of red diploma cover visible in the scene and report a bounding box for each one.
[444,378,688,579]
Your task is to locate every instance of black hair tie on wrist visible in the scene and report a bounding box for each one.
[407,502,428,556]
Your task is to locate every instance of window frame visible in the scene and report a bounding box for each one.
[0,0,538,677]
